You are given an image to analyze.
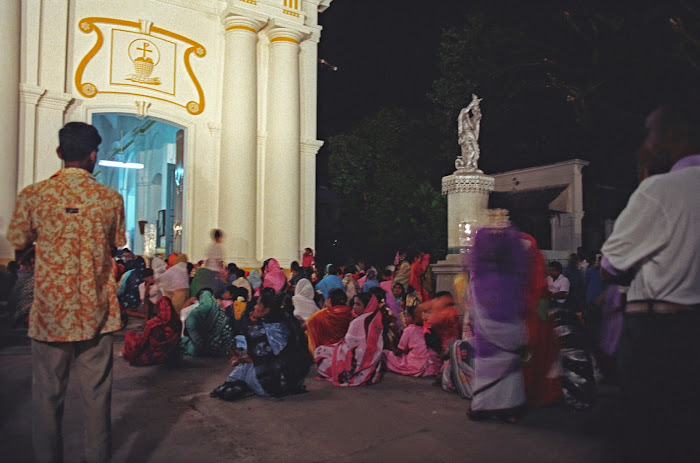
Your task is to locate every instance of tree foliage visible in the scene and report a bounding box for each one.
[325,108,446,265]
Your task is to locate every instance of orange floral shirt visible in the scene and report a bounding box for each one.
[8,168,126,342]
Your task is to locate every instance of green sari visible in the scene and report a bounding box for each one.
[180,290,233,356]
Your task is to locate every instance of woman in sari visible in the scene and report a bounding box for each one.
[118,256,146,309]
[292,278,319,322]
[190,259,226,298]
[467,225,529,421]
[315,293,384,386]
[157,253,191,312]
[521,233,562,407]
[210,291,311,401]
[151,257,167,279]
[122,297,182,366]
[409,252,431,302]
[368,286,401,352]
[180,289,233,357]
[305,288,354,355]
[342,266,360,300]
[247,269,262,292]
[260,258,287,294]
[361,267,379,292]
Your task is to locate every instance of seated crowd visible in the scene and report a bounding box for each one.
[106,228,607,421]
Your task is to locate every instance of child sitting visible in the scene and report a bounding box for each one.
[383,304,441,377]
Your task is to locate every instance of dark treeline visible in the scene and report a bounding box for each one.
[316,0,700,266]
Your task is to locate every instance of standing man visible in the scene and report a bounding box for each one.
[601,104,700,462]
[8,122,125,463]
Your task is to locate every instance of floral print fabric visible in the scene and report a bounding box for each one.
[8,168,126,342]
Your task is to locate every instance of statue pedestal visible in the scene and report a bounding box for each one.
[432,253,466,295]
[434,171,494,296]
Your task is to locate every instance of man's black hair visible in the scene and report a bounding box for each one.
[291,261,301,272]
[549,261,563,272]
[58,122,102,162]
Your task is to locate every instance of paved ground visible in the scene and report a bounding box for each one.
[0,318,620,463]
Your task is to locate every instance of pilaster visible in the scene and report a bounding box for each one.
[34,91,73,182]
[17,84,44,191]
[299,139,323,256]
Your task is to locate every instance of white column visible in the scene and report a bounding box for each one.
[263,28,303,266]
[34,92,72,182]
[0,0,21,259]
[220,16,263,267]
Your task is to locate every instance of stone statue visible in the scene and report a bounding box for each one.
[456,94,483,173]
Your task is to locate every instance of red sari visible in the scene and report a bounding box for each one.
[409,254,431,302]
[521,234,561,406]
[122,297,182,366]
[305,304,354,354]
[315,297,384,386]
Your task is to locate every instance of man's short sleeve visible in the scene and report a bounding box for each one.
[559,276,570,295]
[113,195,126,248]
[7,190,37,249]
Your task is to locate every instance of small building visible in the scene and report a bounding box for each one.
[489,159,588,261]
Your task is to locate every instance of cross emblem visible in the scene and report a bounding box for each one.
[136,42,152,59]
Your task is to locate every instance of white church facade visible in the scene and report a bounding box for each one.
[0,0,333,268]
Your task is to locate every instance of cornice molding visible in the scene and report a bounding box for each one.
[19,83,45,105]
[442,173,495,195]
[37,91,73,111]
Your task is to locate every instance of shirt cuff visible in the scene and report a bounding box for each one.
[601,256,622,276]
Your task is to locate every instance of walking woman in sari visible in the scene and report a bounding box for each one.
[122,297,182,366]
[315,293,384,386]
[180,289,233,357]
[468,225,529,422]
[521,233,562,407]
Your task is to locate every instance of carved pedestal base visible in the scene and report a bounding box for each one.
[442,171,494,254]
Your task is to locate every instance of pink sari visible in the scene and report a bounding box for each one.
[315,296,384,386]
[260,258,287,293]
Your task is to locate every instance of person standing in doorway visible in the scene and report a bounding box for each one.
[601,104,700,462]
[8,122,126,463]
[205,228,225,271]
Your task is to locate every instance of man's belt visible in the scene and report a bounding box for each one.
[626,301,700,315]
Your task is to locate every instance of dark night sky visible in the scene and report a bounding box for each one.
[316,1,466,139]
